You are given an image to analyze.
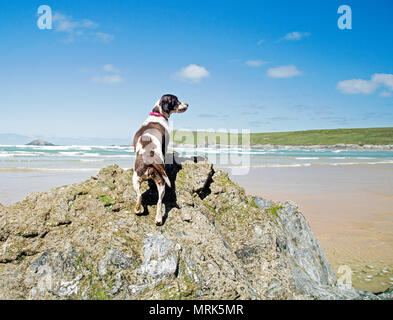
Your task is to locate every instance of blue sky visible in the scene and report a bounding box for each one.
[0,0,392,140]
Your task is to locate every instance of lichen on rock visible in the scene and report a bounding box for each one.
[0,157,391,300]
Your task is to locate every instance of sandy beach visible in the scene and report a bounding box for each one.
[1,161,392,293]
[0,171,94,205]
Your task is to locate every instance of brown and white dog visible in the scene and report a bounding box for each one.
[132,94,189,225]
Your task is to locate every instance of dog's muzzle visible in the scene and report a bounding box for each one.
[177,102,189,113]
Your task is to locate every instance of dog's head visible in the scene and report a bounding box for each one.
[154,94,188,117]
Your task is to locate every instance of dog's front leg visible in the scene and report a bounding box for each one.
[155,180,165,226]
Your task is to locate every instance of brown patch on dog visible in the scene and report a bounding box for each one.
[134,156,148,177]
[133,122,168,155]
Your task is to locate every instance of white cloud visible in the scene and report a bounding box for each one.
[174,64,210,83]
[95,32,114,43]
[53,13,98,33]
[337,79,378,94]
[92,75,124,84]
[267,65,302,78]
[102,64,120,73]
[256,39,265,45]
[283,31,311,41]
[245,60,268,67]
[379,91,392,98]
[92,64,123,84]
[52,12,113,43]
[337,73,393,96]
[372,73,393,91]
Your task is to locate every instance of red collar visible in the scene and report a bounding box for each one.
[149,112,168,120]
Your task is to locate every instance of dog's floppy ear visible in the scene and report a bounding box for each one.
[160,95,171,114]
[160,94,179,114]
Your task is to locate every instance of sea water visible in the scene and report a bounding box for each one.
[1,144,393,172]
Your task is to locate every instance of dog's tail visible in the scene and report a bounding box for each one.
[152,163,171,188]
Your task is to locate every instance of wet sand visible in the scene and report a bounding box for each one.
[0,171,94,205]
[1,164,392,293]
[228,164,393,293]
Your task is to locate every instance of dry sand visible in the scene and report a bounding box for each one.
[0,171,94,205]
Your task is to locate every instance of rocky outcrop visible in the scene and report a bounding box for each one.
[0,156,391,300]
[26,139,55,146]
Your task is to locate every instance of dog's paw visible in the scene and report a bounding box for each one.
[134,207,144,215]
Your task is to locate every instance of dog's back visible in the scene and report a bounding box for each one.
[133,120,170,186]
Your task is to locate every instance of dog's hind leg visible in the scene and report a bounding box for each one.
[154,177,165,226]
[133,171,143,214]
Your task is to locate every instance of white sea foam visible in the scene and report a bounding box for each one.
[217,163,313,169]
[329,160,393,166]
[355,157,377,160]
[327,157,348,159]
[217,160,393,169]
[79,159,105,162]
[58,152,102,157]
[98,154,134,158]
[14,152,42,156]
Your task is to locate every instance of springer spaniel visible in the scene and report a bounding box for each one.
[132,94,189,225]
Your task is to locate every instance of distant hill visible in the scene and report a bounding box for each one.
[26,139,55,146]
[172,127,393,146]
